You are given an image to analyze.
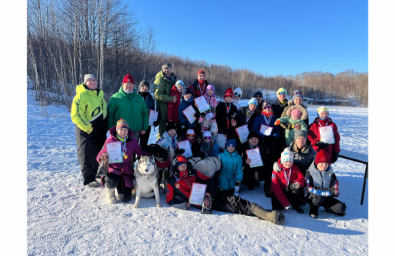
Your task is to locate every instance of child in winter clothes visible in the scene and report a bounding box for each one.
[216,88,238,140]
[167,80,184,125]
[185,129,204,158]
[218,139,243,191]
[97,119,151,204]
[308,106,341,164]
[305,151,346,218]
[198,84,219,133]
[274,105,308,146]
[271,148,305,213]
[178,88,199,139]
[201,131,221,157]
[233,87,242,110]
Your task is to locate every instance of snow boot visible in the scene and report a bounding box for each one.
[309,205,319,218]
[87,180,100,187]
[324,202,346,216]
[106,188,116,204]
[251,204,285,225]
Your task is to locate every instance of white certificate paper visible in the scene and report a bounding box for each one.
[189,183,207,205]
[177,140,193,158]
[217,134,227,149]
[319,126,335,144]
[206,112,214,120]
[106,142,123,163]
[236,124,249,144]
[260,124,273,136]
[182,105,196,124]
[194,96,211,113]
[246,148,263,168]
[148,109,158,126]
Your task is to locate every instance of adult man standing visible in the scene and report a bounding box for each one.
[154,63,178,139]
[254,91,264,112]
[271,88,289,153]
[71,74,107,187]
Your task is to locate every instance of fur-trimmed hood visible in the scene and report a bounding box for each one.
[286,105,308,120]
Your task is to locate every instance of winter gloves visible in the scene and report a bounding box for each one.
[331,152,339,163]
[153,120,160,127]
[274,120,281,126]
[315,141,330,149]
[176,148,185,155]
[289,182,300,192]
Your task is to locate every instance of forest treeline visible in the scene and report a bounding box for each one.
[27,0,368,108]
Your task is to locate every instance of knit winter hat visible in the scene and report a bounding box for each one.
[175,80,185,88]
[84,74,96,84]
[262,101,271,108]
[224,88,234,99]
[197,70,206,75]
[123,74,134,84]
[291,108,302,119]
[182,88,192,96]
[317,106,329,114]
[277,88,287,95]
[234,87,242,97]
[315,151,331,165]
[186,129,195,136]
[294,130,307,140]
[226,139,237,148]
[139,80,150,90]
[203,131,212,138]
[248,98,258,106]
[292,90,303,101]
[173,155,189,169]
[248,130,259,140]
[116,119,129,131]
[281,148,294,163]
[162,63,172,69]
[254,91,263,97]
[166,121,177,132]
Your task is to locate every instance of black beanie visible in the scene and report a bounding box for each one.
[248,130,260,140]
[182,88,192,96]
[139,80,150,90]
[254,91,263,97]
[166,121,177,132]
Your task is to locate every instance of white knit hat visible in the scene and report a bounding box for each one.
[203,131,212,138]
[281,148,294,163]
[234,87,242,96]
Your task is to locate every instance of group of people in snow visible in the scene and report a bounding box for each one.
[70,63,346,223]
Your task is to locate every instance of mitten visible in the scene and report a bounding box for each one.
[289,182,300,192]
[198,117,204,123]
[274,120,281,126]
[331,152,339,163]
[316,141,330,149]
[176,148,185,155]
[194,111,200,119]
[153,120,160,127]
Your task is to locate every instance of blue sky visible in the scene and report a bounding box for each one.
[128,0,367,76]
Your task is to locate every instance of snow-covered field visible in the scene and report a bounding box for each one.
[27,95,368,255]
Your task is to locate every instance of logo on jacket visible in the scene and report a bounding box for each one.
[272,174,275,180]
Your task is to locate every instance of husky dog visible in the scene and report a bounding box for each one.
[134,156,161,208]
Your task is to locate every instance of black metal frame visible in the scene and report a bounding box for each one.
[338,154,368,205]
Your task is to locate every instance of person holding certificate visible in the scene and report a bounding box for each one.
[308,106,341,164]
[97,119,151,204]
[138,80,155,149]
[178,88,199,140]
[216,88,238,140]
[241,131,266,191]
[166,155,216,210]
[218,139,243,192]
[198,85,219,135]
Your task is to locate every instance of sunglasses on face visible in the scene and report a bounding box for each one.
[263,106,271,109]
[204,137,211,140]
[187,135,195,138]
[163,68,172,71]
[278,92,286,95]
[234,93,241,97]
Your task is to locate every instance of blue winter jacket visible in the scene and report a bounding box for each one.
[252,114,280,143]
[200,141,221,157]
[218,149,243,182]
[178,96,196,128]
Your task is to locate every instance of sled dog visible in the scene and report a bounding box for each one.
[134,156,161,208]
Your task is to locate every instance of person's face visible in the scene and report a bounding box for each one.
[255,95,263,103]
[85,78,97,90]
[248,104,257,112]
[291,116,299,121]
[227,145,235,153]
[140,85,148,92]
[224,96,233,103]
[117,128,128,139]
[197,73,206,82]
[176,84,183,92]
[263,106,272,113]
[163,67,172,77]
[319,111,328,119]
[277,93,286,101]
[317,162,329,171]
[178,164,187,172]
[296,137,306,148]
[168,129,177,137]
[187,134,195,141]
[234,94,239,100]
[204,136,212,143]
[123,82,134,92]
[206,89,214,96]
[249,137,259,146]
[184,94,192,100]
[283,161,293,168]
[294,97,302,105]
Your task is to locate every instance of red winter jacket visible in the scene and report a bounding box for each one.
[270,159,305,207]
[167,85,182,124]
[308,117,341,163]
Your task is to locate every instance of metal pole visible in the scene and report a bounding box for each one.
[360,163,368,205]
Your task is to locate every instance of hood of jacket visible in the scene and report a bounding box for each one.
[273,158,295,173]
[180,95,194,105]
[170,85,182,96]
[76,84,103,98]
[286,104,308,120]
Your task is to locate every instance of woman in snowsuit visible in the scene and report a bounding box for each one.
[308,106,341,164]
[305,151,346,218]
[218,139,243,191]
[138,80,155,149]
[271,148,305,214]
[97,119,151,203]
[71,74,108,187]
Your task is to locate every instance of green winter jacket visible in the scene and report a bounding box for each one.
[154,70,177,120]
[71,84,107,133]
[277,116,308,146]
[107,87,149,132]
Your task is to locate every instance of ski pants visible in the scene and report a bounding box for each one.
[213,189,254,216]
[219,175,236,190]
[306,195,346,214]
[271,188,302,210]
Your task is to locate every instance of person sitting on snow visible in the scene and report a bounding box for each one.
[305,151,347,218]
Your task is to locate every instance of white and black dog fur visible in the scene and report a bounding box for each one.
[134,156,161,208]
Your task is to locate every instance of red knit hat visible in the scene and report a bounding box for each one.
[123,74,134,84]
[315,151,330,165]
[197,70,206,75]
[224,88,234,99]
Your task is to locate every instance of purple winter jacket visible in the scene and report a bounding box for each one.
[96,126,151,188]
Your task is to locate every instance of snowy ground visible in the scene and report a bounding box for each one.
[27,95,368,255]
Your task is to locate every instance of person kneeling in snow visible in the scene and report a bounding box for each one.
[305,151,347,218]
[271,148,306,214]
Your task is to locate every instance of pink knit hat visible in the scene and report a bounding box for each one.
[291,109,302,119]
